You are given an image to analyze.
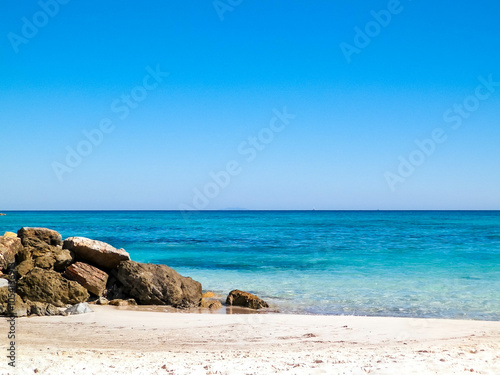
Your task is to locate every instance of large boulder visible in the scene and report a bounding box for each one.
[226,290,269,310]
[17,227,62,246]
[64,262,108,296]
[17,268,89,307]
[63,237,130,269]
[18,237,73,272]
[115,261,202,308]
[0,236,22,271]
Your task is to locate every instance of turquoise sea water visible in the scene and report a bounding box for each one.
[1,211,499,320]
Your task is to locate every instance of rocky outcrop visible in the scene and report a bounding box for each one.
[0,236,22,271]
[226,290,269,310]
[63,237,130,269]
[17,227,63,246]
[3,232,17,238]
[115,261,202,308]
[64,262,108,296]
[17,268,89,307]
[0,227,206,317]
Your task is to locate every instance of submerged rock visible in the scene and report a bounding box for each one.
[115,261,202,308]
[226,290,269,310]
[17,268,89,307]
[63,237,130,269]
[64,262,108,296]
[17,227,62,246]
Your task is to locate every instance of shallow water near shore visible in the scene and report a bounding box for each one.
[2,210,499,320]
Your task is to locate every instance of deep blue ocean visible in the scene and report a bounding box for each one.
[1,211,499,320]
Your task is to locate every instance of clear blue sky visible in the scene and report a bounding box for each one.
[1,0,499,210]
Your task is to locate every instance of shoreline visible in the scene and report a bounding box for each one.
[98,302,500,322]
[4,305,500,374]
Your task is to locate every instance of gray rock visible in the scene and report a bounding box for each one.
[65,302,93,315]
[0,278,8,288]
[115,261,202,308]
[63,237,130,269]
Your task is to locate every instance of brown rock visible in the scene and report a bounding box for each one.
[200,299,223,310]
[202,291,216,298]
[0,287,28,317]
[64,262,108,296]
[16,245,32,263]
[109,299,129,306]
[3,232,17,238]
[115,261,202,308]
[28,301,60,316]
[53,249,74,271]
[34,255,56,269]
[96,296,109,305]
[226,290,269,310]
[103,275,126,300]
[17,268,89,307]
[0,236,22,271]
[45,304,61,316]
[19,237,74,272]
[63,237,130,269]
[17,227,62,246]
[15,259,35,278]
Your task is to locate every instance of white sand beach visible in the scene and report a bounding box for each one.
[2,306,499,375]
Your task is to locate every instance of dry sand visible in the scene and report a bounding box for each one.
[1,305,499,375]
